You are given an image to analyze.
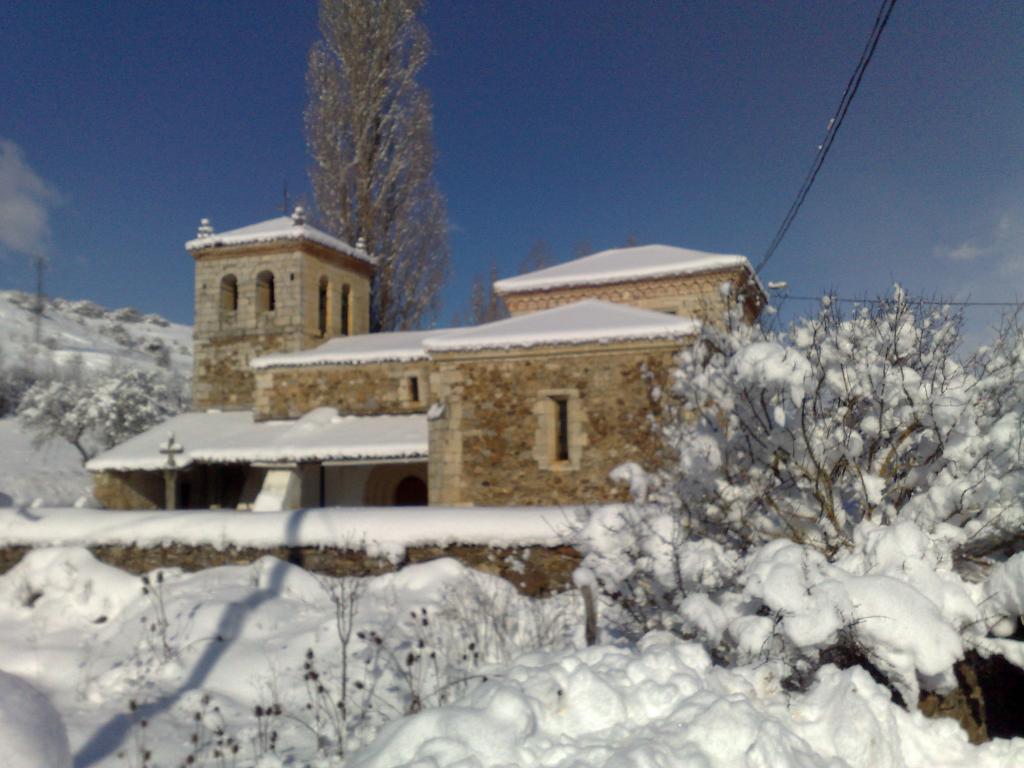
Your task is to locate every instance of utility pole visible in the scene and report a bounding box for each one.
[30,253,48,344]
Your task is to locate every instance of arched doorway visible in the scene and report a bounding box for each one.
[393,476,427,506]
[363,463,428,506]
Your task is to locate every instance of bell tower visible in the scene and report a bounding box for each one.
[187,207,375,410]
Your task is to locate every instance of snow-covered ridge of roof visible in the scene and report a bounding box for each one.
[423,299,699,353]
[493,244,752,295]
[86,409,426,472]
[251,328,460,370]
[186,215,376,267]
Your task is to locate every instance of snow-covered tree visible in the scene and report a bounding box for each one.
[17,366,187,462]
[606,289,1024,554]
[306,0,449,332]
[577,289,1024,704]
[16,375,91,460]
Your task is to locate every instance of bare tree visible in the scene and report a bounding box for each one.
[306,0,449,331]
[520,239,553,273]
[463,261,507,326]
[458,241,556,326]
[573,240,593,259]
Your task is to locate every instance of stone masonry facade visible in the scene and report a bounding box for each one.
[499,267,762,325]
[254,360,432,420]
[91,217,765,512]
[192,241,372,410]
[94,470,164,510]
[427,340,680,506]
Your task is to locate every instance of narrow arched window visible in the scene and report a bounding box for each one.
[220,274,238,312]
[340,284,351,336]
[318,276,329,337]
[257,271,275,312]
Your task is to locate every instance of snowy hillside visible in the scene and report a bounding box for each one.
[0,290,192,375]
[0,420,91,508]
[0,290,192,508]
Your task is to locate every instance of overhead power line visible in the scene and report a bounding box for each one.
[776,294,1022,309]
[755,0,898,275]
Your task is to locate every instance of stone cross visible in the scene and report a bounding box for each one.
[158,433,184,510]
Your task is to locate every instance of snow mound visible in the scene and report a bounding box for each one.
[350,633,1022,768]
[0,547,140,624]
[0,670,72,768]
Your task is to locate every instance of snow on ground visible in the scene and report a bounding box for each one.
[0,290,192,376]
[0,547,1020,768]
[0,547,579,767]
[0,418,92,507]
[0,505,576,561]
[0,669,73,768]
[350,634,1023,768]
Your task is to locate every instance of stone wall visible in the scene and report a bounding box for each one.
[93,470,163,510]
[428,340,678,506]
[93,465,260,511]
[499,267,763,325]
[0,542,580,597]
[192,241,372,410]
[194,332,303,410]
[254,360,432,420]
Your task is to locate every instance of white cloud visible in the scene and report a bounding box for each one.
[0,138,60,257]
[939,242,984,261]
[933,211,1024,264]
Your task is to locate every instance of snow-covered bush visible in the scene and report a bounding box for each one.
[348,632,1024,768]
[17,365,188,461]
[579,290,1024,704]
[0,361,38,415]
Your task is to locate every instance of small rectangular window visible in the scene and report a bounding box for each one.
[553,397,569,462]
[340,285,351,336]
[408,376,420,403]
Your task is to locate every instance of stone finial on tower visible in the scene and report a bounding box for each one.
[291,205,306,226]
[197,218,214,239]
[355,235,367,252]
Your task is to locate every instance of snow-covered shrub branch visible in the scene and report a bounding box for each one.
[579,288,1024,702]
[653,289,999,551]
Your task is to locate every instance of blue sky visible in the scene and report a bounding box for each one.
[1,1,1021,335]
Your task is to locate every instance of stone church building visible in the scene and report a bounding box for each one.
[87,208,763,510]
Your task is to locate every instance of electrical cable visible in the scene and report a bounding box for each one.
[755,0,898,275]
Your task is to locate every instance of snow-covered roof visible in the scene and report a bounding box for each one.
[493,244,753,295]
[251,328,460,370]
[86,409,426,472]
[423,299,699,353]
[185,215,376,267]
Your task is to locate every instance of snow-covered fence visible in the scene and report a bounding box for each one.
[0,506,581,596]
